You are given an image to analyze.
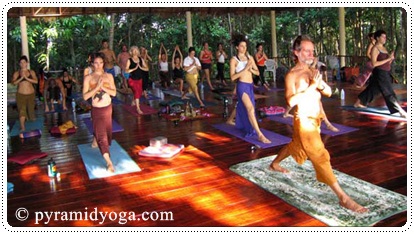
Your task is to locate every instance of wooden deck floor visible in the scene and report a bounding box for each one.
[6,81,407,227]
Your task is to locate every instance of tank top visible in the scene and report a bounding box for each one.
[62,77,71,86]
[234,55,249,73]
[376,48,391,71]
[159,61,169,72]
[201,50,212,64]
[173,67,184,79]
[256,53,265,66]
[129,57,142,80]
[217,53,225,63]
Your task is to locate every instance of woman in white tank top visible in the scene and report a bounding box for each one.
[158,43,171,89]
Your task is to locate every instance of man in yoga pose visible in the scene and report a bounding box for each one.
[270,35,368,213]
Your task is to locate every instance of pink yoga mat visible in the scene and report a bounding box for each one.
[8,151,48,165]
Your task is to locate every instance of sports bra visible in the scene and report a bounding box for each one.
[233,55,249,73]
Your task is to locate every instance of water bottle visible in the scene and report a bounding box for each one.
[47,158,57,177]
[7,124,10,140]
[152,81,156,89]
[340,89,345,105]
[71,99,76,112]
[200,87,204,100]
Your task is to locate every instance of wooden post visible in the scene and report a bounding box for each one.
[20,16,30,69]
[339,7,346,68]
[186,11,193,48]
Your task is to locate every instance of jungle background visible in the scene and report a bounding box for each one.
[6,7,407,84]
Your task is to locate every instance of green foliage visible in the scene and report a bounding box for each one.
[7,8,407,83]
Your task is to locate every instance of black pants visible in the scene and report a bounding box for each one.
[254,66,266,86]
[358,68,401,114]
[216,62,225,81]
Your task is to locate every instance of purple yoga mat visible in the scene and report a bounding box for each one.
[122,104,159,116]
[212,123,291,149]
[266,115,358,136]
[83,117,124,134]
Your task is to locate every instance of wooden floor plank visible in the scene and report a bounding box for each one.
[6,81,407,227]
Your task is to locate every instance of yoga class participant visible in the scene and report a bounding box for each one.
[83,52,117,173]
[183,46,205,108]
[353,29,407,118]
[230,33,270,144]
[12,55,38,132]
[269,35,367,213]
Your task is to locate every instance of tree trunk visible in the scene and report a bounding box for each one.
[70,39,76,68]
[227,13,233,56]
[401,8,407,83]
[109,13,116,50]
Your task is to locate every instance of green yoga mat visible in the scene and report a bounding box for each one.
[230,156,406,226]
[78,140,141,179]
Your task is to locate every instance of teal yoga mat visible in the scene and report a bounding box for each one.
[78,140,141,179]
[10,117,44,137]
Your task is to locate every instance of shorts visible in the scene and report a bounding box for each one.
[201,63,211,70]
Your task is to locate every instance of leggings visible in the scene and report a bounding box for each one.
[216,62,225,81]
[254,66,266,86]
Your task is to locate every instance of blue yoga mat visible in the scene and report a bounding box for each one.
[341,105,407,121]
[77,140,141,179]
[267,114,359,136]
[10,117,44,137]
[83,117,124,134]
[212,123,291,149]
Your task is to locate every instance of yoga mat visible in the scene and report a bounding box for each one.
[212,123,291,149]
[122,104,159,116]
[162,89,183,98]
[230,156,407,226]
[111,97,125,105]
[8,182,14,194]
[8,151,48,165]
[140,93,161,101]
[82,117,124,133]
[267,114,359,136]
[44,104,68,114]
[10,117,44,137]
[77,140,141,179]
[171,97,217,108]
[341,105,407,122]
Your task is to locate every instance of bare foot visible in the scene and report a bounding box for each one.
[91,138,98,148]
[326,123,340,132]
[353,100,367,108]
[226,119,235,125]
[258,135,271,144]
[339,197,368,213]
[137,109,144,115]
[269,162,289,173]
[283,113,293,118]
[107,163,115,173]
